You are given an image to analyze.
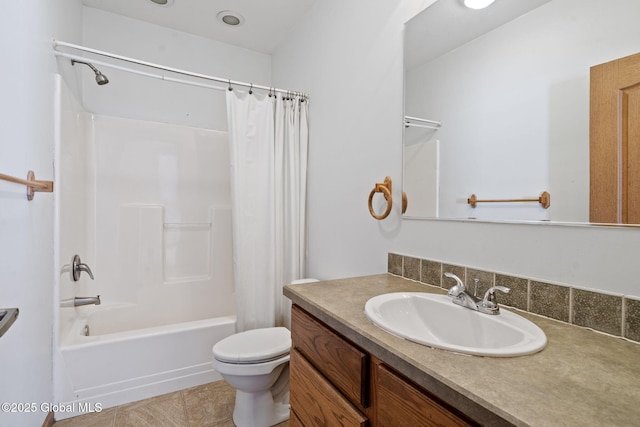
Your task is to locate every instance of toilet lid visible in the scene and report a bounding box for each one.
[213,327,291,364]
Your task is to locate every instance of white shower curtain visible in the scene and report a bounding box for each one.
[226,89,309,332]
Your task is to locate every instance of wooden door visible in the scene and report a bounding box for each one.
[590,51,640,223]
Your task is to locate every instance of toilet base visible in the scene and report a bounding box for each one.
[232,389,290,427]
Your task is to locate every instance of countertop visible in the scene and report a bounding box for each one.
[283,274,640,427]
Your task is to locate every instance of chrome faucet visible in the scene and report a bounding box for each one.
[444,272,510,315]
[480,286,511,314]
[72,255,94,281]
[445,272,479,310]
[73,296,101,307]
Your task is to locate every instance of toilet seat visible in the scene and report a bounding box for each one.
[213,327,291,364]
[213,352,290,377]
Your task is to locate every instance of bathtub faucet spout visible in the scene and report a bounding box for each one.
[74,296,101,307]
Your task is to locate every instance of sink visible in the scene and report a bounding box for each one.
[364,292,546,357]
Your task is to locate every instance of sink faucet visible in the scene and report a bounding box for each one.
[445,272,479,310]
[74,296,101,307]
[480,286,511,314]
[444,272,509,315]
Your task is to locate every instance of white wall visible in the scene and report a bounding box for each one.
[86,114,234,321]
[272,0,640,297]
[78,7,272,130]
[272,0,436,279]
[56,76,89,343]
[0,1,83,426]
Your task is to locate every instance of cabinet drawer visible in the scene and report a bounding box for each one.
[291,305,369,407]
[291,349,368,427]
[376,363,476,427]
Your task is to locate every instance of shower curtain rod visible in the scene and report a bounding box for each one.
[55,51,229,92]
[52,39,309,98]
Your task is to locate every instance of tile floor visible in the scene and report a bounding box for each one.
[54,380,290,427]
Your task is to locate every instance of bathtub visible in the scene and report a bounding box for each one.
[54,77,237,420]
[56,304,235,419]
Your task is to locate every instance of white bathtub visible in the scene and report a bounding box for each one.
[56,305,235,419]
[54,78,237,420]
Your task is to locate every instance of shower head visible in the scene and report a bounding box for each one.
[71,59,109,85]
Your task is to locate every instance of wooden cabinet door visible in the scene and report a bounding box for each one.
[290,349,368,427]
[590,51,640,223]
[375,363,475,427]
[292,305,369,408]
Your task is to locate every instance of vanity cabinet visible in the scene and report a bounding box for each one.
[290,304,369,426]
[374,363,472,426]
[290,350,368,426]
[290,304,476,427]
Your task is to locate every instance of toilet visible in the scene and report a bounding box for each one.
[213,327,291,427]
[212,278,318,427]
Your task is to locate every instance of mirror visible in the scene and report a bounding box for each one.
[403,0,640,223]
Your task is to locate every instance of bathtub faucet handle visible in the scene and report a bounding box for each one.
[72,254,94,281]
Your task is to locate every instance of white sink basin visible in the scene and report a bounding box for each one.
[364,292,547,357]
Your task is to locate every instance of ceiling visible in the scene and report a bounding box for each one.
[81,0,318,54]
[405,0,552,69]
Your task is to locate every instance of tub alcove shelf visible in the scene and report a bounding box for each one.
[0,170,54,201]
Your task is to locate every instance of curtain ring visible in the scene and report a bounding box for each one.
[268,87,273,97]
[249,83,253,95]
[228,79,233,91]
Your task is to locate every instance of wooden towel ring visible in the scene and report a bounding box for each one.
[368,176,393,220]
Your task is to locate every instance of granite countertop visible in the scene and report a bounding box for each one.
[283,274,640,427]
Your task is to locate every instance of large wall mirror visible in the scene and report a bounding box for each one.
[403,0,640,224]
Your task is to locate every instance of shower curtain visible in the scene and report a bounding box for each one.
[226,89,309,332]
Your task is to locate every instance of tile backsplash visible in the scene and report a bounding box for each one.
[388,252,640,344]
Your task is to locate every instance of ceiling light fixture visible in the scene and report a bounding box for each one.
[217,10,245,26]
[149,0,174,6]
[464,0,496,9]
